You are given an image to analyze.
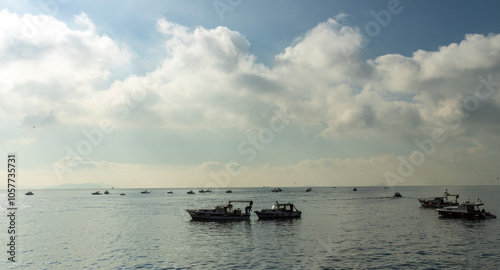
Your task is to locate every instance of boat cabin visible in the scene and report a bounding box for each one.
[459,202,484,213]
[271,202,299,213]
[438,201,490,215]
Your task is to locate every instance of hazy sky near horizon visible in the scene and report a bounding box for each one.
[2,0,500,188]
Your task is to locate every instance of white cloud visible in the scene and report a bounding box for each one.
[6,137,36,147]
[41,146,500,188]
[0,9,132,126]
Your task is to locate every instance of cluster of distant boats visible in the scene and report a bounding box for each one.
[90,190,153,196]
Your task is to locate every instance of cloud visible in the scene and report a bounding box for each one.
[6,137,36,147]
[44,147,500,188]
[5,10,499,142]
[0,9,132,126]
[273,22,500,141]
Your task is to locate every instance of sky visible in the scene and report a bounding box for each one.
[2,0,500,189]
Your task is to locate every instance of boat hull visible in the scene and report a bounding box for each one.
[437,210,496,219]
[186,210,250,221]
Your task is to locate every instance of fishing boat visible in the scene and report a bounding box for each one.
[418,190,459,208]
[186,200,253,221]
[167,191,173,194]
[272,188,282,192]
[393,192,402,197]
[120,193,126,196]
[92,191,102,195]
[353,188,357,191]
[141,190,151,194]
[187,190,195,194]
[25,191,34,195]
[104,190,110,194]
[225,190,232,193]
[255,201,302,219]
[306,188,312,192]
[437,201,496,219]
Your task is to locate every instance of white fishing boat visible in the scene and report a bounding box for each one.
[254,201,302,219]
[186,200,253,221]
[437,201,496,219]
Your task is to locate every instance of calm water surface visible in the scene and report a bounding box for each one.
[2,186,499,269]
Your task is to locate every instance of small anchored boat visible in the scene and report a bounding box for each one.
[186,200,253,221]
[393,192,402,198]
[255,201,302,219]
[104,190,110,194]
[306,188,312,192]
[167,191,173,194]
[187,190,195,194]
[225,190,232,193]
[272,188,282,192]
[92,191,102,195]
[25,191,34,195]
[437,200,496,219]
[140,190,151,194]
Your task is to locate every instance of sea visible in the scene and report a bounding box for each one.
[2,185,500,269]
